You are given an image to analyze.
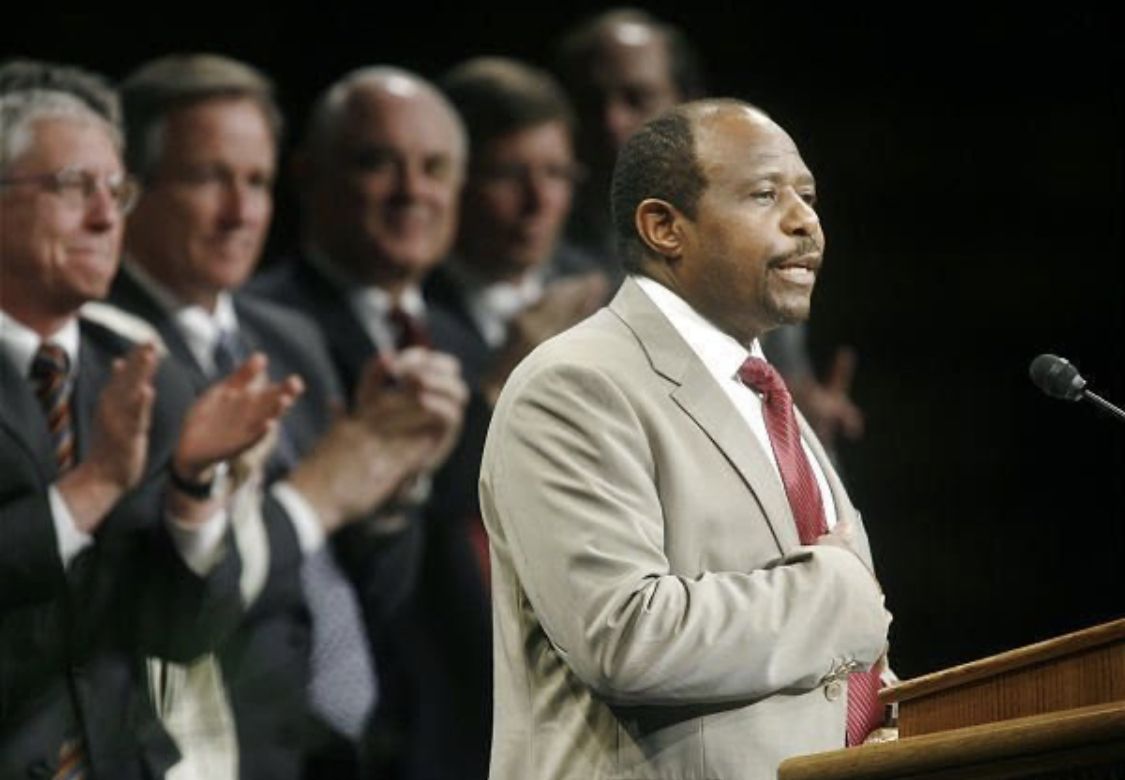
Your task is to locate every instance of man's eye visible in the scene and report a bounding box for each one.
[800,191,818,206]
[350,149,395,171]
[247,172,275,191]
[425,156,454,181]
[752,190,777,203]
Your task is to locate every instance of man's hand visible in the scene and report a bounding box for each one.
[389,348,468,472]
[286,415,433,534]
[789,346,864,450]
[173,353,304,485]
[481,272,608,406]
[289,348,469,532]
[57,342,160,532]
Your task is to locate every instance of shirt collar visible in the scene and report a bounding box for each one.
[0,308,81,379]
[123,261,239,371]
[305,243,426,353]
[443,255,545,348]
[632,274,765,382]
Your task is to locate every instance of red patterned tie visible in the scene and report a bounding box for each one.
[29,343,75,472]
[389,306,431,350]
[738,355,883,746]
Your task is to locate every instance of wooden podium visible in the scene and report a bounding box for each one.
[778,618,1125,779]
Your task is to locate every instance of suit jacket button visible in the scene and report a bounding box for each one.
[824,680,843,701]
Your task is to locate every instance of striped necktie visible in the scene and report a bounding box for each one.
[30,344,86,777]
[29,343,75,472]
[739,356,884,747]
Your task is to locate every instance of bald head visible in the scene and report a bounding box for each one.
[300,67,467,292]
[305,67,465,166]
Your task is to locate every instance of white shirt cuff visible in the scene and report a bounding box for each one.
[48,484,94,569]
[271,481,326,554]
[166,509,230,576]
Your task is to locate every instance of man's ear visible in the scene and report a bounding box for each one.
[635,198,687,261]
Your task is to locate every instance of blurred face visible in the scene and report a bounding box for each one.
[0,117,125,329]
[457,121,577,280]
[309,81,464,287]
[125,97,275,310]
[675,108,825,345]
[576,24,681,173]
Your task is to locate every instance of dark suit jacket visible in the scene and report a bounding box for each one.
[0,318,244,780]
[251,255,487,780]
[423,242,603,526]
[110,268,421,779]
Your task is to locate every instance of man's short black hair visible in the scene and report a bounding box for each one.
[610,106,705,273]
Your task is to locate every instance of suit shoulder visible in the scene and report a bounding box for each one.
[234,291,343,399]
[499,307,646,403]
[246,257,313,309]
[235,291,323,337]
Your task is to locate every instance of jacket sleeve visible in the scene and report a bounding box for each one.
[481,359,891,706]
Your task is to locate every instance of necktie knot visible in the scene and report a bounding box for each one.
[389,306,431,350]
[30,342,75,472]
[212,328,246,378]
[738,356,790,408]
[31,342,71,383]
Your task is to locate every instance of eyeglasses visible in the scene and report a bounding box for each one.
[0,167,141,214]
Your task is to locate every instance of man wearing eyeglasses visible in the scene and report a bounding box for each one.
[0,64,297,780]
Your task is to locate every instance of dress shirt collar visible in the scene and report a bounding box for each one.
[632,274,766,383]
[304,243,426,353]
[443,255,545,348]
[0,308,80,380]
[123,260,239,374]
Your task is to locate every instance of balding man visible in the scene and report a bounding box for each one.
[252,66,478,779]
[480,100,892,778]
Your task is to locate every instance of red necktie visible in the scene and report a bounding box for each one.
[389,306,431,350]
[738,356,883,746]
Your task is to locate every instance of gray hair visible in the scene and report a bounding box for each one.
[120,53,282,182]
[303,65,467,166]
[1,89,121,174]
[0,58,121,126]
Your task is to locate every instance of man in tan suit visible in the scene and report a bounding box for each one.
[479,99,892,778]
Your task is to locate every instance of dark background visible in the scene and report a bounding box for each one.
[13,4,1123,678]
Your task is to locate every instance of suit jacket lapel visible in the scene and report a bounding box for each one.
[293,258,380,394]
[74,323,113,462]
[108,268,210,391]
[0,350,57,478]
[609,278,801,553]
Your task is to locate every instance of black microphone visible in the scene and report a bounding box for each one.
[1029,354,1125,423]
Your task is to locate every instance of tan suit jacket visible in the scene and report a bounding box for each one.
[479,278,891,779]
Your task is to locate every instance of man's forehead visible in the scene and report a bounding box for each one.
[344,85,458,141]
[19,115,119,164]
[694,109,807,174]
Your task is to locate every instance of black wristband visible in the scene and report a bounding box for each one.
[168,464,215,500]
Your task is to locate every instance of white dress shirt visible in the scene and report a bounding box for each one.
[442,256,546,349]
[304,246,427,355]
[634,275,838,529]
[122,262,327,556]
[0,306,234,572]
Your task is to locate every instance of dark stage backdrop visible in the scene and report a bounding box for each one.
[12,4,1123,678]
